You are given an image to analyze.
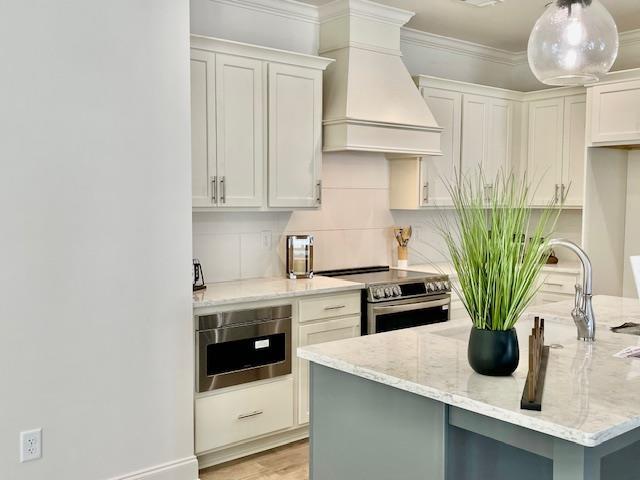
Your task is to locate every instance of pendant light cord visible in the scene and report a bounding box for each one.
[557,0,592,15]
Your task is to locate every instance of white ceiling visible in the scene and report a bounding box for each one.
[303,0,640,52]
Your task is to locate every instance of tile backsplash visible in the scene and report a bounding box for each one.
[193,153,584,284]
[193,152,396,283]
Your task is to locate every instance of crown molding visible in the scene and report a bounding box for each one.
[206,0,640,70]
[318,0,414,27]
[209,0,319,24]
[400,27,521,66]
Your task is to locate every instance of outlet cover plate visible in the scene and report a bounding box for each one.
[20,429,42,462]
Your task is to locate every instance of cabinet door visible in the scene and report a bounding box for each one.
[461,94,490,178]
[420,88,462,206]
[589,80,640,145]
[297,315,360,425]
[215,54,264,207]
[527,98,564,206]
[190,50,217,208]
[561,95,586,207]
[268,64,322,208]
[486,98,513,182]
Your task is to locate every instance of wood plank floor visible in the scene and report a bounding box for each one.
[199,440,309,480]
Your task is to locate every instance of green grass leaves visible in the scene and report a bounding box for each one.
[439,170,559,331]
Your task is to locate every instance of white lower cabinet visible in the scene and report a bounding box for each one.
[194,290,362,461]
[533,271,580,306]
[195,377,294,454]
[297,315,360,425]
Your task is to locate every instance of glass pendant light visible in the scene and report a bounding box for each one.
[528,0,619,86]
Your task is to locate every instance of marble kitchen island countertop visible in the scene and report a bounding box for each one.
[298,295,640,447]
[193,275,364,309]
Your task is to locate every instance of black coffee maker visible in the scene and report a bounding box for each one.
[192,258,206,291]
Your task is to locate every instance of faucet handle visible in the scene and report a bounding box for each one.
[574,284,584,310]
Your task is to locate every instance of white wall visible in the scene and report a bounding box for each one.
[190,0,319,55]
[0,2,196,480]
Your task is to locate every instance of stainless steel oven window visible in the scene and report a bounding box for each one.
[196,305,292,392]
[367,295,450,334]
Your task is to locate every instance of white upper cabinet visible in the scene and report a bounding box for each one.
[527,98,565,206]
[190,51,217,208]
[268,64,323,208]
[486,98,513,180]
[588,78,640,146]
[462,94,514,195]
[421,88,462,206]
[189,35,332,211]
[562,95,586,207]
[215,54,264,207]
[461,94,490,176]
[525,93,586,207]
[389,86,462,209]
[390,77,518,210]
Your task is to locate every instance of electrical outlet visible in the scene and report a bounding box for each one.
[20,429,41,462]
[261,230,272,249]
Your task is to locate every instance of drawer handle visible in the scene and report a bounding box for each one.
[324,304,346,311]
[544,282,565,287]
[237,410,264,420]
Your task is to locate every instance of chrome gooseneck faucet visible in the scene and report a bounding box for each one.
[547,239,596,342]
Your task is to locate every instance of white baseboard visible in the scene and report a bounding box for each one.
[110,455,199,480]
[197,426,309,470]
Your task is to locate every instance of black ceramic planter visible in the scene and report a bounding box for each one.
[468,327,519,376]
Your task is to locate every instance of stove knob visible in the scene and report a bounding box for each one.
[373,288,383,299]
[436,281,445,291]
[384,287,393,297]
[426,282,435,292]
[393,285,402,296]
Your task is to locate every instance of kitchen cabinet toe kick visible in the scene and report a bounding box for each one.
[309,364,640,480]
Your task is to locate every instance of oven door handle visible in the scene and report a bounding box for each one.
[372,298,450,316]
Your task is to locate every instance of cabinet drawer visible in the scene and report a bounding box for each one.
[298,292,360,323]
[539,273,578,295]
[195,377,294,454]
[538,292,574,305]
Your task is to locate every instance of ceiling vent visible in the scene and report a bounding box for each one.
[460,0,504,7]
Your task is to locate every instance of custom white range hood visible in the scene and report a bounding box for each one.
[319,0,442,156]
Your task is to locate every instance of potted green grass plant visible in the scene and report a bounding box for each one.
[438,170,559,376]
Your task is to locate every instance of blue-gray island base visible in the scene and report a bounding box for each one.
[310,363,640,480]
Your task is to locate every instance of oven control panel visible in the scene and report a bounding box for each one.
[367,277,450,302]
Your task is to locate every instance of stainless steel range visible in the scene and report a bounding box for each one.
[317,266,451,335]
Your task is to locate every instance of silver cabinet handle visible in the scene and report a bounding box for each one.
[316,180,322,205]
[561,184,566,203]
[219,176,226,204]
[211,176,217,203]
[484,184,493,202]
[544,282,565,287]
[324,304,346,311]
[554,184,560,203]
[237,410,263,420]
[423,182,429,205]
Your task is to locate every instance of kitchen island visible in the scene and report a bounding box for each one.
[297,296,640,480]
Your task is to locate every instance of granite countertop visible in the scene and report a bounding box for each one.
[397,261,582,277]
[298,295,640,447]
[193,275,364,309]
